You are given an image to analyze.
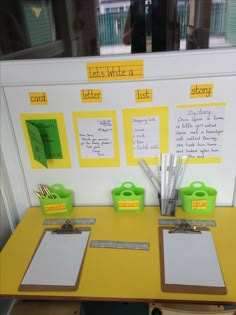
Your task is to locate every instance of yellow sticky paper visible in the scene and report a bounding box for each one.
[80,89,102,103]
[87,60,144,81]
[118,200,139,210]
[135,89,152,102]
[29,92,48,105]
[190,84,213,98]
[192,200,207,210]
[44,203,67,214]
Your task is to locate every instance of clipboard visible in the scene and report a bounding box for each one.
[159,221,227,295]
[19,221,91,291]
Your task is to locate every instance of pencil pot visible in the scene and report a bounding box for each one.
[180,181,217,214]
[39,184,73,216]
[112,181,144,213]
[158,190,178,216]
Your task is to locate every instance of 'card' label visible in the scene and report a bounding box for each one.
[29,92,48,105]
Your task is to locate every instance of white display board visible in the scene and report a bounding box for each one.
[1,49,236,217]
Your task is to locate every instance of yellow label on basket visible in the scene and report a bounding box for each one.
[192,200,207,210]
[44,203,67,214]
[118,200,139,210]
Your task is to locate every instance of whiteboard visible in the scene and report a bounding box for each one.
[1,49,236,217]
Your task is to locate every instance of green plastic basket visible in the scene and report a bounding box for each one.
[39,184,73,216]
[180,181,217,214]
[112,181,144,213]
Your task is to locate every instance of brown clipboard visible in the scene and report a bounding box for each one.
[159,225,227,295]
[19,223,91,292]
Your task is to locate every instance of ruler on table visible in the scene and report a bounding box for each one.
[43,218,96,225]
[158,218,216,227]
[90,240,150,251]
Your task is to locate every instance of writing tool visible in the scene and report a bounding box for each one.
[161,153,168,212]
[139,159,160,193]
[167,154,178,200]
[175,155,188,189]
[165,153,173,200]
[158,153,189,215]
[38,184,55,199]
[34,191,45,199]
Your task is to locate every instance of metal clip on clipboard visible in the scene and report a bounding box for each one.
[52,220,82,234]
[168,219,201,234]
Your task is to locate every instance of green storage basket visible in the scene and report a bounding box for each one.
[180,181,217,214]
[112,181,144,213]
[39,184,73,216]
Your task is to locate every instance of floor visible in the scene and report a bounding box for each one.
[81,301,149,315]
[0,299,13,315]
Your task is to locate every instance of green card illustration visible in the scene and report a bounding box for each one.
[26,121,48,168]
[26,119,63,166]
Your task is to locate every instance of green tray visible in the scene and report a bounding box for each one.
[180,181,217,214]
[39,184,73,216]
[112,181,144,213]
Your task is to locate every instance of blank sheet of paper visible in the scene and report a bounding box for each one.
[163,230,225,287]
[20,230,90,289]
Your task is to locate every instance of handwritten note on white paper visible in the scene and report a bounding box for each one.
[132,116,160,158]
[78,118,114,158]
[175,105,225,158]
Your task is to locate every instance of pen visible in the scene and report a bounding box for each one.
[34,191,45,199]
[139,159,160,193]
[175,155,188,189]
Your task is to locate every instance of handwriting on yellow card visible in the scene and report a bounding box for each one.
[44,203,67,214]
[192,200,207,210]
[87,60,144,81]
[135,89,152,102]
[118,200,140,210]
[80,89,102,103]
[29,92,48,105]
[190,84,213,98]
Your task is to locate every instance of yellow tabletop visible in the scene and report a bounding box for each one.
[0,206,236,304]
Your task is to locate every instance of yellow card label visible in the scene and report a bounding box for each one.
[192,200,207,210]
[87,60,144,81]
[29,92,48,105]
[190,84,213,98]
[135,89,152,102]
[44,203,67,214]
[80,89,102,103]
[118,200,139,210]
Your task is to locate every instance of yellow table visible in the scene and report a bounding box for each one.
[0,206,236,304]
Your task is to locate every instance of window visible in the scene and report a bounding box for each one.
[0,0,235,60]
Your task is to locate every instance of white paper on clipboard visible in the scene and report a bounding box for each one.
[19,229,90,291]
